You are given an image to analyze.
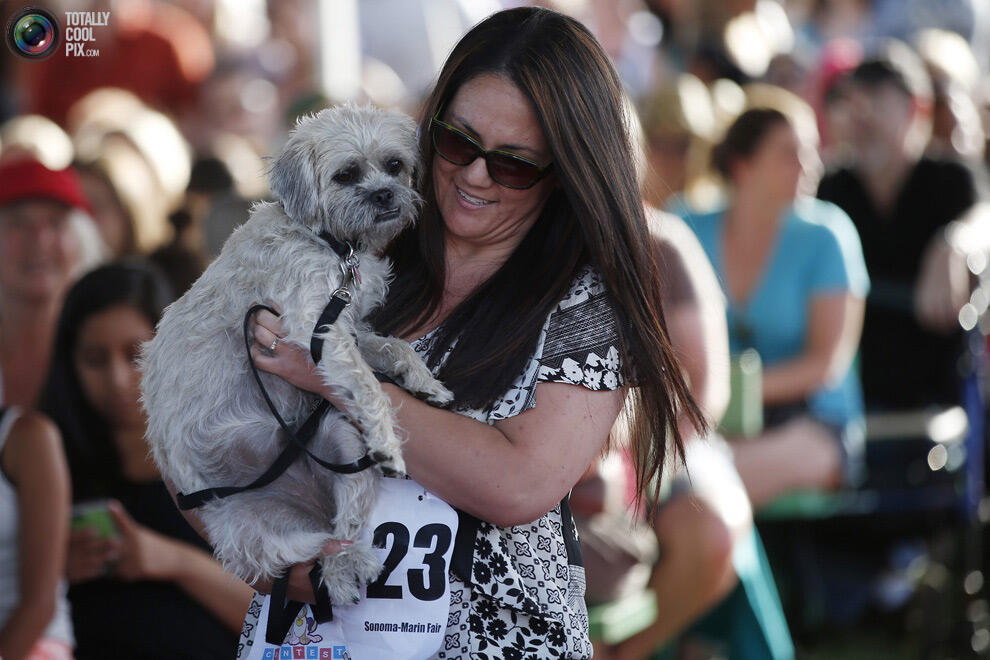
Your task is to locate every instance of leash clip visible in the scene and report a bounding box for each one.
[331,287,352,304]
[338,245,361,286]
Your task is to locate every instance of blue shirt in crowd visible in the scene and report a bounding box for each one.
[682,196,870,430]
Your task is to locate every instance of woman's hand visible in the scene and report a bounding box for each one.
[250,540,353,604]
[66,527,121,583]
[106,500,183,582]
[248,306,354,414]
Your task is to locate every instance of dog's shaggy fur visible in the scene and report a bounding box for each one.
[140,103,452,604]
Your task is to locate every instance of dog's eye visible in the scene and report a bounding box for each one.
[333,167,359,185]
[385,159,403,176]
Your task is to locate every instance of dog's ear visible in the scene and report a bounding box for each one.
[268,136,320,223]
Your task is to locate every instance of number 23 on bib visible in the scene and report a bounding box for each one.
[243,478,459,660]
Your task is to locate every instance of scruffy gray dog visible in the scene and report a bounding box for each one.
[140,103,452,605]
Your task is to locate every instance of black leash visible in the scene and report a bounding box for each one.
[172,292,367,639]
[175,299,378,511]
[267,563,334,644]
[175,232,401,510]
[171,231,411,642]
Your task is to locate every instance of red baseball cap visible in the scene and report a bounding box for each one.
[0,158,91,212]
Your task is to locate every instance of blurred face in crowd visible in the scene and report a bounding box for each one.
[0,199,82,303]
[77,169,132,256]
[646,132,692,200]
[844,81,916,172]
[432,73,557,250]
[824,82,855,156]
[74,305,153,431]
[732,120,804,206]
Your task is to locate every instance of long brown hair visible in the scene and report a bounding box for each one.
[369,7,704,506]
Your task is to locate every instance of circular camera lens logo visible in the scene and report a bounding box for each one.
[6,6,60,60]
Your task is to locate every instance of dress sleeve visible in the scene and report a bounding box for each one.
[535,266,626,392]
[485,265,627,422]
[807,206,870,299]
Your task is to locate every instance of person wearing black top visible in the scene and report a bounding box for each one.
[817,45,990,411]
[40,262,253,660]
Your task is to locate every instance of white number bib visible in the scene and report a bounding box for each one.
[243,478,458,660]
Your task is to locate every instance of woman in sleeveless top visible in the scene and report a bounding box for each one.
[0,407,74,660]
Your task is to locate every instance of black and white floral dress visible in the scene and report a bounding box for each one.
[237,262,625,659]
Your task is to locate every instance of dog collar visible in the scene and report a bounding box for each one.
[317,230,353,259]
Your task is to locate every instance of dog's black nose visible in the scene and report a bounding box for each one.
[369,188,394,208]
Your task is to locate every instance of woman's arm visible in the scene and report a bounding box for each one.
[386,381,628,526]
[172,543,254,633]
[646,212,731,427]
[249,309,628,527]
[0,413,71,660]
[104,500,255,633]
[761,292,864,405]
[167,547,254,633]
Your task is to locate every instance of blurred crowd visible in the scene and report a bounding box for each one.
[1,0,989,659]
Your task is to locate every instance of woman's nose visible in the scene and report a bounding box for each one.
[30,216,62,250]
[110,356,136,392]
[461,155,493,188]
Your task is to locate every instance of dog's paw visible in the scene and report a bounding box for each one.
[386,357,453,406]
[419,380,454,406]
[321,544,383,604]
[369,449,406,476]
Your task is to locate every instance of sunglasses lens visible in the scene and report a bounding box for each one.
[432,119,547,189]
[488,154,543,189]
[433,124,477,165]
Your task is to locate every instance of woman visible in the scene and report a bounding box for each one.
[638,74,722,215]
[39,262,254,660]
[0,158,104,408]
[74,160,138,257]
[0,408,74,660]
[684,108,870,508]
[230,7,702,658]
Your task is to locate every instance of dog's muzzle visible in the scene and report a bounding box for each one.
[376,207,401,221]
[368,187,401,222]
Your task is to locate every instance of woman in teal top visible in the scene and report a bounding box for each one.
[683,108,870,509]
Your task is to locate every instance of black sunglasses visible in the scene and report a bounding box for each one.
[430,115,553,190]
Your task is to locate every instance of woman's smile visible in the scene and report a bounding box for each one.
[455,184,496,209]
[433,73,556,245]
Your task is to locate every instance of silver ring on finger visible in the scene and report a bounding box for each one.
[268,337,279,354]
